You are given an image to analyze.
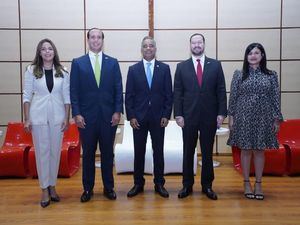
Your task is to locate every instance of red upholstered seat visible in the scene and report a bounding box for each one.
[231,120,292,176]
[278,119,300,175]
[232,119,300,176]
[232,145,287,176]
[0,122,80,178]
[0,122,33,177]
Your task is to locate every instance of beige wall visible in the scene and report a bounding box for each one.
[0,0,300,153]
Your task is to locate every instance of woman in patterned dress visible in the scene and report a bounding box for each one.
[227,43,283,200]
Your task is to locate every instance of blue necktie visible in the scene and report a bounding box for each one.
[146,62,152,88]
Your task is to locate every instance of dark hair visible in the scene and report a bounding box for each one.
[242,42,272,81]
[190,33,205,43]
[87,28,104,39]
[141,36,156,48]
[31,38,66,79]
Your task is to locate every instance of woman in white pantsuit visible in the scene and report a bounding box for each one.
[23,39,70,208]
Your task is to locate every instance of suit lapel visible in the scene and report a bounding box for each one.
[151,60,160,90]
[202,56,211,87]
[187,58,199,87]
[138,61,150,90]
[82,54,98,88]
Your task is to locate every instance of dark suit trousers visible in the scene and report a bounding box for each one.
[133,110,165,186]
[182,121,217,189]
[79,113,117,191]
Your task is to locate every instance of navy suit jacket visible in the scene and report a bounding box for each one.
[174,56,227,125]
[70,53,123,124]
[125,60,173,122]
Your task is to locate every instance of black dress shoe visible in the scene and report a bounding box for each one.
[40,199,50,208]
[155,185,169,198]
[127,185,144,197]
[178,186,193,199]
[202,188,218,200]
[80,190,94,203]
[103,189,117,200]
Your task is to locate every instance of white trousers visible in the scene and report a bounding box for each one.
[32,94,64,189]
[32,123,63,189]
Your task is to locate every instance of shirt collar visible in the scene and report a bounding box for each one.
[89,50,102,58]
[143,58,155,67]
[192,54,205,64]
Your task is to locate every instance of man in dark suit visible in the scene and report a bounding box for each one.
[174,33,227,200]
[125,36,173,198]
[70,28,123,202]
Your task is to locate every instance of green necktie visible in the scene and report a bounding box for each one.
[94,54,101,86]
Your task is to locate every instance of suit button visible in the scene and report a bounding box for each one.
[149,101,151,105]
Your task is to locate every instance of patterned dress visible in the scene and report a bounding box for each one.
[227,67,283,150]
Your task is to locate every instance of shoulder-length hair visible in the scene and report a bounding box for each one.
[242,42,272,81]
[32,38,66,79]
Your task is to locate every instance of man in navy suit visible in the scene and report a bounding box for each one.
[70,28,123,202]
[125,36,173,198]
[174,33,227,200]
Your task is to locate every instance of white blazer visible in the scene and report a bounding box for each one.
[23,65,70,125]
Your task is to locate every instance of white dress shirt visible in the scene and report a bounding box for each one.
[89,50,102,74]
[143,58,155,77]
[192,54,205,74]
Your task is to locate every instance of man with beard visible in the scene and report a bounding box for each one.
[125,36,173,198]
[174,33,227,200]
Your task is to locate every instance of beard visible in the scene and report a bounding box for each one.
[191,47,204,56]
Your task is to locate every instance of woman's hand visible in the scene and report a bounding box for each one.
[61,119,69,132]
[24,120,32,133]
[273,119,280,133]
[228,116,234,131]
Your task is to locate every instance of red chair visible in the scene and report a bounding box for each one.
[231,121,289,176]
[28,123,81,178]
[0,122,33,177]
[278,119,300,175]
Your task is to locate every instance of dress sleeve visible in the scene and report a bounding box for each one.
[269,71,283,121]
[23,66,34,103]
[227,70,241,116]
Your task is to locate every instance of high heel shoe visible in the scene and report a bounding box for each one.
[40,188,50,208]
[48,186,61,202]
[243,180,255,199]
[40,199,50,208]
[254,181,264,200]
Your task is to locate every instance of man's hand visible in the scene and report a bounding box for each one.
[75,115,86,128]
[130,118,140,129]
[176,116,184,128]
[160,118,169,127]
[111,112,121,126]
[217,115,225,129]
